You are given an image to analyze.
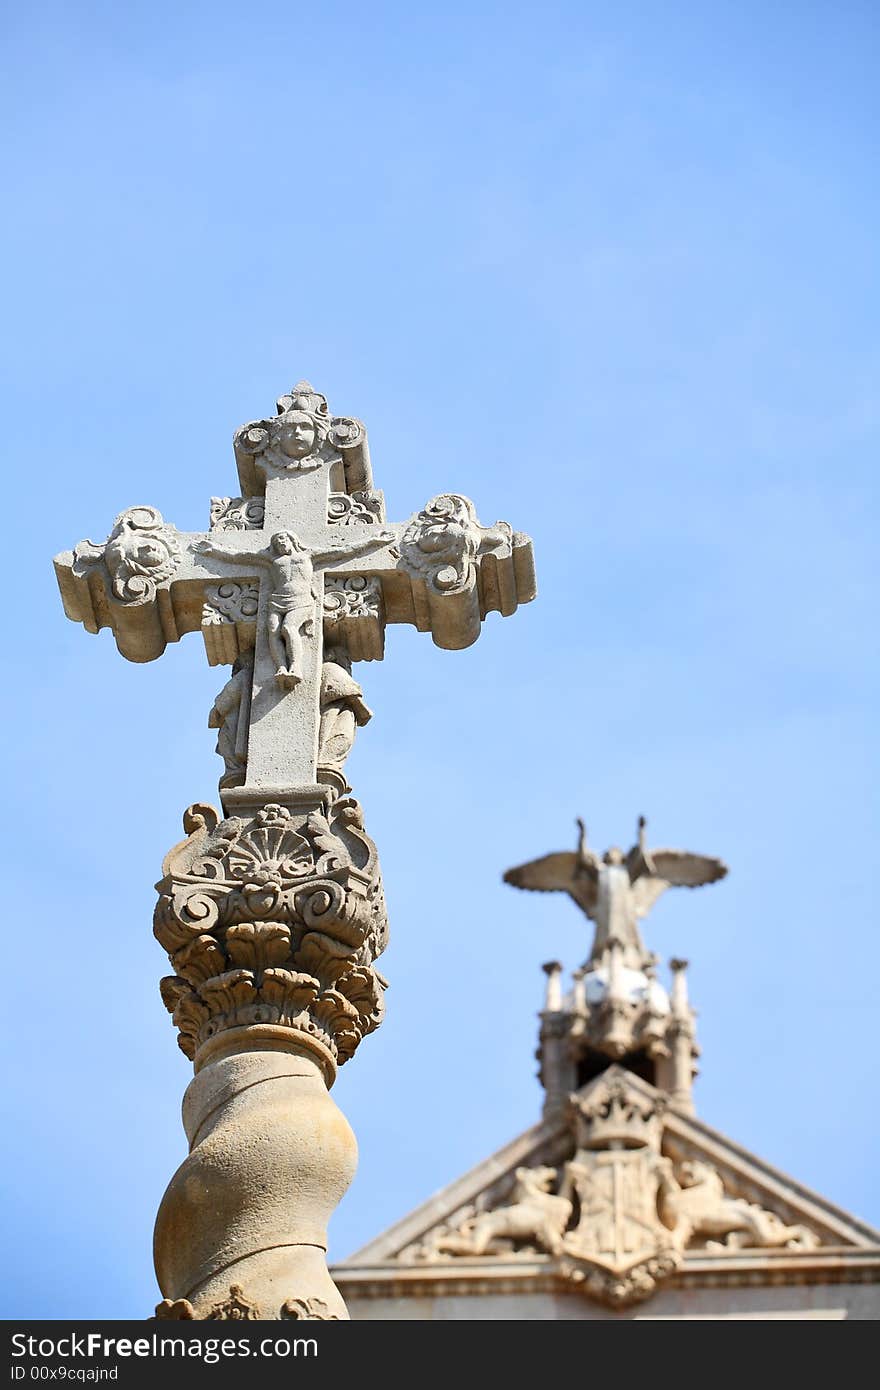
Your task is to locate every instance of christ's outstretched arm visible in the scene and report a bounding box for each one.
[314,530,395,565]
[194,539,271,567]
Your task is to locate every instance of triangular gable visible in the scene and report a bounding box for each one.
[341,1067,878,1267]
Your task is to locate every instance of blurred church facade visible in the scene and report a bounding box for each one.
[334,820,880,1320]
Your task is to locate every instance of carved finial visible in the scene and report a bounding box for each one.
[572,966,587,1013]
[542,960,563,1012]
[275,380,330,420]
[669,958,690,1016]
[576,818,587,856]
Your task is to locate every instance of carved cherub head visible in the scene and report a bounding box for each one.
[99,506,181,603]
[277,411,319,461]
[131,538,168,569]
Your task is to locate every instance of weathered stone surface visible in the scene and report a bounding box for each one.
[150,788,388,1319]
[55,380,536,794]
[54,380,536,1321]
[154,1048,356,1320]
[334,822,880,1320]
[506,817,727,1115]
[154,798,388,1075]
[336,1066,878,1316]
[504,815,727,972]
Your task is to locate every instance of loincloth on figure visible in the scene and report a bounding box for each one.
[269,593,317,619]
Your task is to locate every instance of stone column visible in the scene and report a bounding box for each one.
[152,795,387,1321]
[665,958,698,1115]
[538,962,577,1121]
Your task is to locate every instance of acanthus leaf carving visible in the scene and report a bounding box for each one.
[205,1284,261,1320]
[154,796,388,1068]
[281,1297,342,1321]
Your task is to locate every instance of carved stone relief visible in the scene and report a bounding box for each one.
[402,1074,822,1307]
[210,496,265,531]
[431,1167,572,1258]
[281,1298,343,1321]
[318,648,372,798]
[400,494,487,594]
[656,1159,820,1252]
[155,799,389,1072]
[234,382,332,478]
[323,576,385,662]
[155,1288,342,1321]
[327,491,385,526]
[209,651,253,788]
[72,505,181,604]
[202,581,259,665]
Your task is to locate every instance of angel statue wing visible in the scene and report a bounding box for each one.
[502,821,601,918]
[630,848,728,919]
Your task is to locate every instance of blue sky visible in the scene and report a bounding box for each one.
[2,1,877,1318]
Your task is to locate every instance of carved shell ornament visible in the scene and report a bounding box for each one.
[226,809,316,891]
[73,504,181,604]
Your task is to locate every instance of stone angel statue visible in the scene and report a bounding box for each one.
[503,818,727,968]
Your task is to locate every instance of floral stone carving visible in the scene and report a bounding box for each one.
[323,576,385,661]
[155,798,388,1075]
[210,496,266,531]
[201,581,259,666]
[327,491,385,526]
[155,1289,343,1321]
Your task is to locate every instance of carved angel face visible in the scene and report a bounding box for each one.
[133,540,167,569]
[278,411,317,459]
[418,522,467,557]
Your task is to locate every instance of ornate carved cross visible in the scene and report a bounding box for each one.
[53,380,536,1322]
[55,380,535,804]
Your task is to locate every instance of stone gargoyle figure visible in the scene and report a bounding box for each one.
[503,817,727,968]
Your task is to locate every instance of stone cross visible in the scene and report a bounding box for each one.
[56,381,535,808]
[53,381,536,1322]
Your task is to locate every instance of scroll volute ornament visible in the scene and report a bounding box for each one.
[73,505,181,604]
[154,799,388,1073]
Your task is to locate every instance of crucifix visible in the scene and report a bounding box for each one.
[56,381,535,802]
[54,381,536,1322]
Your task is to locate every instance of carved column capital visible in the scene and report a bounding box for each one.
[154,797,388,1083]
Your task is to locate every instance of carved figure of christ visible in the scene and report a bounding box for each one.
[55,385,537,803]
[52,381,537,1322]
[195,528,392,688]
